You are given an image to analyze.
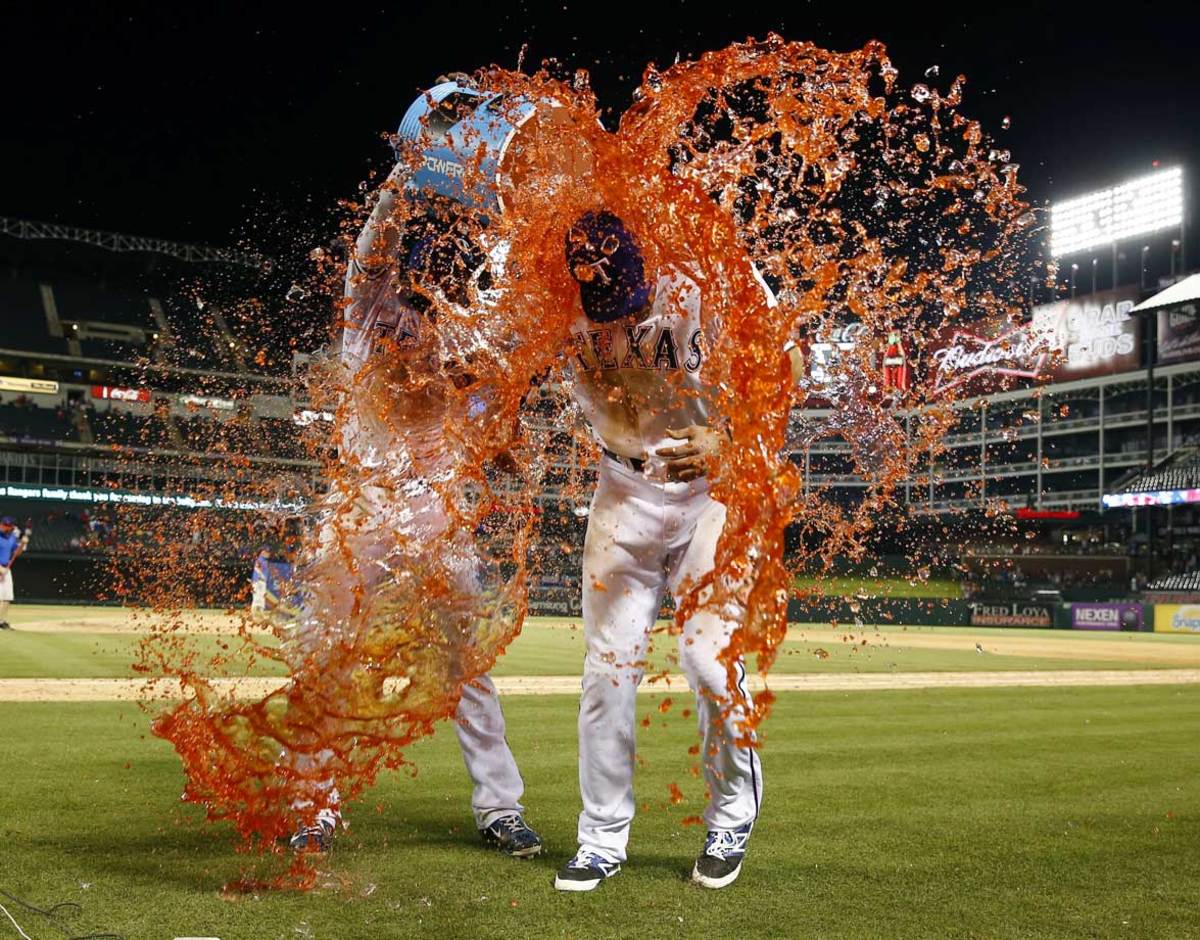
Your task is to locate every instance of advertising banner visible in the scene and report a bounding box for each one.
[926,287,1142,398]
[1029,287,1141,379]
[180,394,236,411]
[1156,301,1200,365]
[969,602,1053,628]
[91,385,151,403]
[1153,604,1200,634]
[0,376,59,394]
[1070,602,1143,631]
[1103,489,1200,509]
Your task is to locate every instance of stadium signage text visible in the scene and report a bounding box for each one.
[1030,291,1139,375]
[931,327,1049,394]
[1154,604,1200,634]
[0,376,59,394]
[1102,488,1200,508]
[928,287,1142,396]
[968,602,1053,627]
[1070,602,1143,631]
[293,409,335,426]
[1156,302,1200,366]
[2,483,303,513]
[91,385,151,403]
[180,394,236,411]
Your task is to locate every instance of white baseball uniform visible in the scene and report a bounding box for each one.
[283,171,526,829]
[566,267,765,863]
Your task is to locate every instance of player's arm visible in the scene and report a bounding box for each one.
[8,521,30,567]
[348,163,407,291]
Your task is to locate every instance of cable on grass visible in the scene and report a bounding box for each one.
[0,900,34,940]
[0,888,124,940]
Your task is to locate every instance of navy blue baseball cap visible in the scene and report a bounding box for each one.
[565,211,652,324]
[0,517,13,525]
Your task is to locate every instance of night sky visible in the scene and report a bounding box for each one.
[4,1,1198,261]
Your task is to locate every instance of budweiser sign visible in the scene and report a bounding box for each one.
[930,324,1050,395]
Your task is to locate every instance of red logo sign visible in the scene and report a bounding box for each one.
[91,385,150,403]
[930,324,1051,396]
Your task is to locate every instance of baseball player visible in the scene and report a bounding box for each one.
[283,81,542,858]
[250,546,271,613]
[553,211,793,892]
[0,516,29,630]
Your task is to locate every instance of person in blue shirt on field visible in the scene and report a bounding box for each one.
[0,516,29,630]
[251,546,271,613]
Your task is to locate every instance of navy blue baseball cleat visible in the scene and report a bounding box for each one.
[691,821,753,889]
[479,812,543,858]
[554,848,621,892]
[288,819,335,853]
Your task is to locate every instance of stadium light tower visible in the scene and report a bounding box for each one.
[1049,166,1184,286]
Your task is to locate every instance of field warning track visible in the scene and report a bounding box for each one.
[2,669,1199,702]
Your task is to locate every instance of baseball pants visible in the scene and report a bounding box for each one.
[577,456,762,862]
[285,480,526,828]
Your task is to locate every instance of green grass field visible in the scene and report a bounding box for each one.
[792,574,963,598]
[5,605,1199,679]
[1,606,1199,939]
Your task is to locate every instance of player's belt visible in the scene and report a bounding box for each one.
[602,448,647,473]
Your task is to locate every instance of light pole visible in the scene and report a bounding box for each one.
[1070,263,1079,298]
[1141,245,1150,290]
[1172,239,1181,278]
[1091,257,1098,294]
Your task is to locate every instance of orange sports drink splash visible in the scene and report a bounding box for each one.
[131,36,1032,884]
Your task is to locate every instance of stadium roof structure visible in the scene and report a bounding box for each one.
[0,216,269,272]
[1133,273,1200,312]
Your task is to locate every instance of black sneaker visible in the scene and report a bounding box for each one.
[691,821,753,889]
[0,622,11,630]
[479,812,543,858]
[554,848,621,892]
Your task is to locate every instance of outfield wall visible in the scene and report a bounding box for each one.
[11,556,1198,635]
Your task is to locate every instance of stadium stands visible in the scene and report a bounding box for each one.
[0,398,77,442]
[49,280,157,329]
[0,276,69,354]
[259,417,311,460]
[87,407,173,449]
[1114,449,1200,494]
[1146,570,1200,593]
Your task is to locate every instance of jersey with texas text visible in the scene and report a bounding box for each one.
[566,267,717,460]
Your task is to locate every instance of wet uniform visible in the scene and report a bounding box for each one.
[565,266,766,864]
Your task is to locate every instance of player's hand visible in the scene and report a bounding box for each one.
[658,425,722,482]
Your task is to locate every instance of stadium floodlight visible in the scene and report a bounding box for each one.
[1050,166,1183,257]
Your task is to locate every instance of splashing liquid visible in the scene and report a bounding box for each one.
[136,35,1030,882]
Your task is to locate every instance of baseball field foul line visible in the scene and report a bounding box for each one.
[3,669,1200,702]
